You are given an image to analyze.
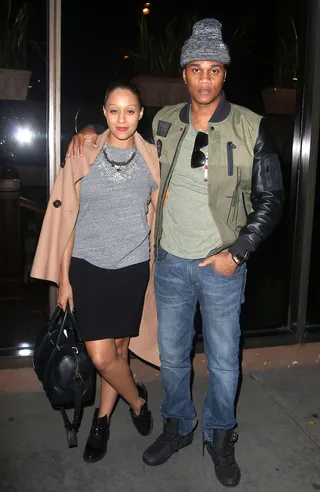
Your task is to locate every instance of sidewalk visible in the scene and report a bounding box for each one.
[1,364,320,492]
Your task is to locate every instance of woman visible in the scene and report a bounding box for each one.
[31,81,160,463]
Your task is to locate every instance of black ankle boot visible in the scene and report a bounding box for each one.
[129,382,153,436]
[143,418,193,466]
[206,429,241,487]
[83,408,110,463]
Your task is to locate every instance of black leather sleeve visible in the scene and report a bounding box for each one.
[139,124,155,144]
[229,118,285,258]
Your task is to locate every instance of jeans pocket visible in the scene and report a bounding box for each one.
[157,246,169,264]
[210,263,242,279]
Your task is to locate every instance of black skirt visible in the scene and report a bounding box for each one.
[69,257,149,341]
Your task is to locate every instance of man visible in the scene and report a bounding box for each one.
[68,18,284,488]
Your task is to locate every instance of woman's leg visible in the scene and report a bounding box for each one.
[83,338,131,463]
[86,337,143,415]
[98,337,130,418]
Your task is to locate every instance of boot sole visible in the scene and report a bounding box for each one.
[83,446,108,464]
[215,475,241,488]
[142,436,193,466]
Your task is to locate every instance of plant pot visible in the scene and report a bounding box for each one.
[132,76,187,107]
[0,69,31,100]
[261,87,296,115]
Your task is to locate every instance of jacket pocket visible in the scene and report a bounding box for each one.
[226,142,236,176]
[242,192,248,218]
[226,167,241,224]
[259,154,283,192]
[156,246,168,264]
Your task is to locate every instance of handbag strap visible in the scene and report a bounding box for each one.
[65,304,83,341]
[55,303,80,349]
[58,303,82,343]
[47,305,63,335]
[55,308,70,348]
[54,304,85,447]
[59,352,84,448]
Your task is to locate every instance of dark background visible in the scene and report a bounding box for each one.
[23,0,299,110]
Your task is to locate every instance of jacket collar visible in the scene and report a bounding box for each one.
[179,91,231,124]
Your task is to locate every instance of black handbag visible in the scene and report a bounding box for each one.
[33,303,96,448]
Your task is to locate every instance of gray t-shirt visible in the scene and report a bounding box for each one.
[72,146,157,269]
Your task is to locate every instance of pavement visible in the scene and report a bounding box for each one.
[1,363,320,492]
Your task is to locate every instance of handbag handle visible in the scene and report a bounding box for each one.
[55,303,82,349]
[65,304,79,335]
[48,305,64,335]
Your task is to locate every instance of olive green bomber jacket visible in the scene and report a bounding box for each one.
[152,92,284,261]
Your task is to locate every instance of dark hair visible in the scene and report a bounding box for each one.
[103,81,143,108]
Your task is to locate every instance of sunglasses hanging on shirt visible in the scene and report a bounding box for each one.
[191,131,209,169]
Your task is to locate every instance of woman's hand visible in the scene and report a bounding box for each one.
[58,281,74,311]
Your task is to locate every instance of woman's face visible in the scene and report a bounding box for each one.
[103,88,143,145]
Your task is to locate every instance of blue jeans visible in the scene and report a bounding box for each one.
[155,247,246,444]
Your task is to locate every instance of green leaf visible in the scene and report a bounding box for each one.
[0,0,43,69]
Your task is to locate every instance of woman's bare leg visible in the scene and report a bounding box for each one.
[86,338,143,416]
[98,337,130,418]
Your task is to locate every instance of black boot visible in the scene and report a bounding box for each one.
[206,429,241,487]
[143,418,193,466]
[129,382,153,436]
[83,408,110,463]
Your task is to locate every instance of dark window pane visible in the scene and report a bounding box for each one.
[0,1,48,353]
[306,130,320,326]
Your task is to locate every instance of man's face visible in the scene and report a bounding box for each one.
[183,60,226,105]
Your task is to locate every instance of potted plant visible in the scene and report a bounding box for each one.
[128,13,254,108]
[0,1,33,100]
[128,13,195,107]
[262,16,298,115]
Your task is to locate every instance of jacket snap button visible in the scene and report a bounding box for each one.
[53,199,62,208]
[210,126,214,130]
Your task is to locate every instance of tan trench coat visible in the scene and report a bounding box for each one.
[31,130,160,367]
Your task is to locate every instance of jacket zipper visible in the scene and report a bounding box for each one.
[227,168,240,222]
[242,191,248,217]
[160,128,187,208]
[155,127,187,254]
[227,141,236,176]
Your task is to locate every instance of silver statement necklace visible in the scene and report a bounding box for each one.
[96,143,139,183]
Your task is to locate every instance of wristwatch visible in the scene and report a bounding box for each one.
[231,251,249,266]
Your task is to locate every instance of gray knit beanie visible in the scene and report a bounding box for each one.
[180,18,230,67]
